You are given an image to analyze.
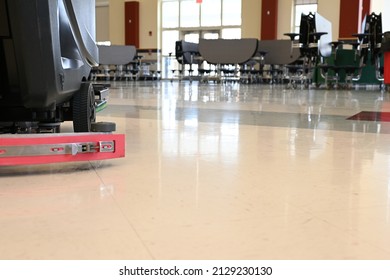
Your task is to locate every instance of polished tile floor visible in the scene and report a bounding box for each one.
[1,81,390,259]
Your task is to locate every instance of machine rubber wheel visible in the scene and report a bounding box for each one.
[38,122,61,133]
[91,122,116,133]
[72,82,96,132]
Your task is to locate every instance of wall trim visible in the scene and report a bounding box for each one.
[96,2,109,7]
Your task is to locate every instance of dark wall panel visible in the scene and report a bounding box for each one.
[261,0,278,40]
[125,1,139,48]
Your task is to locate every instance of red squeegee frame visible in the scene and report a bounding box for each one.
[0,133,125,166]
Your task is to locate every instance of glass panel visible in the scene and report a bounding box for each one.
[203,32,219,39]
[184,33,200,43]
[162,30,179,56]
[222,28,241,39]
[180,0,200,27]
[162,1,179,28]
[222,0,241,25]
[201,0,221,27]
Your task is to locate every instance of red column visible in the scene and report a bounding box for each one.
[385,53,390,85]
[362,0,371,21]
[339,0,371,39]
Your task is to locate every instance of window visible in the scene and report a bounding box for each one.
[222,28,241,39]
[201,0,221,27]
[161,0,241,38]
[162,30,179,56]
[180,0,200,27]
[162,1,179,28]
[161,0,242,79]
[222,0,241,26]
[294,0,318,33]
